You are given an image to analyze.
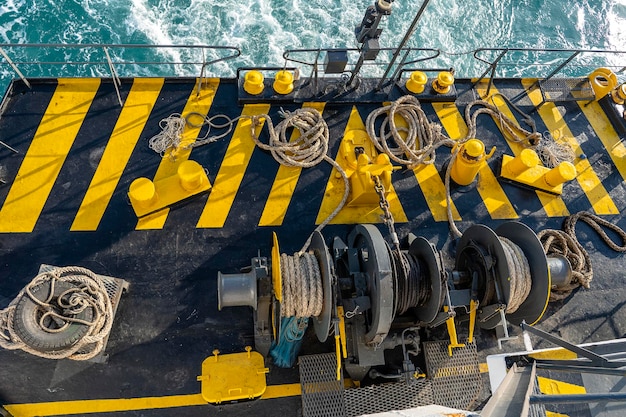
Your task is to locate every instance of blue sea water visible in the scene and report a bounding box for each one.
[0,0,624,83]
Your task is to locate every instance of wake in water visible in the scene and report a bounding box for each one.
[0,0,624,80]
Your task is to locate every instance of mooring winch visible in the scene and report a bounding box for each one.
[217,221,573,381]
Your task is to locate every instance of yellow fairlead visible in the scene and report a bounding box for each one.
[450,138,495,186]
[405,71,427,94]
[273,70,294,95]
[432,71,454,94]
[588,67,618,100]
[243,70,265,95]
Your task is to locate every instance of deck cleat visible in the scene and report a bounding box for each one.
[127,160,212,218]
[432,71,455,94]
[243,70,265,95]
[500,150,576,195]
[405,70,428,94]
[450,138,495,186]
[272,70,294,95]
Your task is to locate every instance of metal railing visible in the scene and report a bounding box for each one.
[0,43,241,105]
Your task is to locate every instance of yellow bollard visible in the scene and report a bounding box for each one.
[505,148,540,176]
[178,160,205,191]
[544,161,577,187]
[611,84,626,105]
[273,70,294,95]
[405,71,428,94]
[243,70,265,95]
[128,177,158,210]
[450,138,494,186]
[432,71,454,94]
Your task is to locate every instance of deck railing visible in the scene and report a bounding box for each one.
[0,43,241,104]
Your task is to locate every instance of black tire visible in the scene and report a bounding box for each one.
[13,281,95,352]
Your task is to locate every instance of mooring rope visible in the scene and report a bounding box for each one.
[539,212,626,301]
[0,266,113,360]
[279,252,323,319]
[499,237,532,313]
[365,95,454,168]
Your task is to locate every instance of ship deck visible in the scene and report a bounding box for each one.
[1,75,626,417]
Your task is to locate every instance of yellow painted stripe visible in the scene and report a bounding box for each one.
[4,384,302,416]
[538,376,586,395]
[522,79,618,214]
[433,103,518,219]
[135,78,220,230]
[0,78,101,233]
[578,100,626,181]
[70,78,164,231]
[474,82,569,217]
[196,104,271,228]
[259,102,326,226]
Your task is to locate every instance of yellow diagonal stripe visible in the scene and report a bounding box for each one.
[577,100,626,182]
[522,79,618,214]
[474,81,569,217]
[70,78,165,231]
[196,104,271,228]
[433,103,518,219]
[0,78,100,233]
[135,78,220,230]
[259,102,326,226]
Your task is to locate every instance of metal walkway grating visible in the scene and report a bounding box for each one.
[299,353,346,417]
[344,380,434,417]
[424,340,482,410]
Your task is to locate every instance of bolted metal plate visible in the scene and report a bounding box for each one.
[424,340,482,410]
[299,353,346,417]
[344,380,434,417]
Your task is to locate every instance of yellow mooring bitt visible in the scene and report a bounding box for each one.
[450,138,495,186]
[197,346,269,404]
[128,160,211,217]
[500,148,577,195]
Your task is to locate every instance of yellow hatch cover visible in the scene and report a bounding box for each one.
[197,347,269,404]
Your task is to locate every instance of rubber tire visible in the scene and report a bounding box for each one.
[13,281,95,352]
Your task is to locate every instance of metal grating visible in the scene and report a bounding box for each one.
[344,380,434,417]
[539,77,594,102]
[299,353,346,417]
[424,340,482,410]
[528,372,547,417]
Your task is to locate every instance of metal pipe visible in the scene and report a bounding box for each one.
[530,392,626,404]
[376,0,431,90]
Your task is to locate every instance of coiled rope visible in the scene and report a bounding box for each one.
[0,266,113,360]
[279,252,323,319]
[499,237,532,313]
[365,95,454,168]
[539,212,626,301]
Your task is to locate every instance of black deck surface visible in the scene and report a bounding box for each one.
[0,76,625,417]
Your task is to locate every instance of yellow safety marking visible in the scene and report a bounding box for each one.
[578,100,626,182]
[479,363,489,373]
[529,348,578,361]
[196,103,271,228]
[538,376,586,395]
[474,82,569,217]
[316,106,408,225]
[0,78,101,233]
[546,412,570,417]
[433,103,518,219]
[522,79,618,214]
[70,78,164,231]
[259,102,326,226]
[4,384,303,416]
[136,78,220,230]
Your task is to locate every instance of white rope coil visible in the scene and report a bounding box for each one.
[279,252,323,319]
[499,237,532,314]
[0,266,113,360]
[365,95,454,168]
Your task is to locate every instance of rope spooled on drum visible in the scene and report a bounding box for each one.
[0,266,113,361]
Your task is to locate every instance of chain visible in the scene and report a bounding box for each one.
[373,175,400,252]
